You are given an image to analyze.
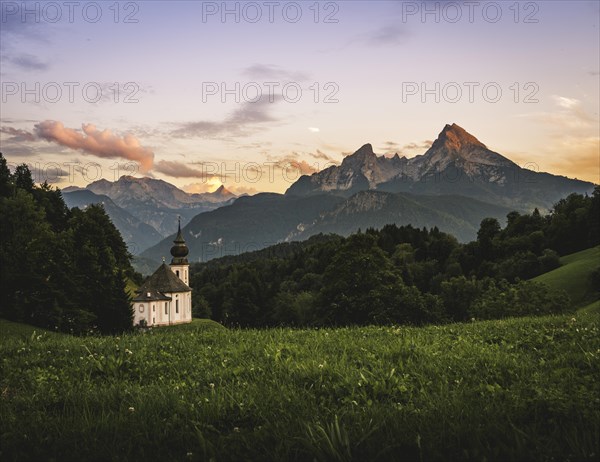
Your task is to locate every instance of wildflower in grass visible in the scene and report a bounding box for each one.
[233,427,240,433]
[128,407,135,413]
[125,349,133,355]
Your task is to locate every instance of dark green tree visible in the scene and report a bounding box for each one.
[0,153,13,197]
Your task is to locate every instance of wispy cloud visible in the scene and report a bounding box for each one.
[34,121,155,172]
[154,160,221,180]
[518,95,595,131]
[266,153,321,175]
[0,126,36,142]
[379,140,433,155]
[308,149,339,164]
[5,53,49,71]
[172,96,284,139]
[242,64,309,82]
[367,25,409,46]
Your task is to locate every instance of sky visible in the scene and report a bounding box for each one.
[1,0,599,194]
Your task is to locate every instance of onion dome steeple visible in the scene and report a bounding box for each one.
[170,217,189,265]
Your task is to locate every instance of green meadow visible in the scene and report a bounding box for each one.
[532,246,600,307]
[1,310,599,462]
[1,246,599,461]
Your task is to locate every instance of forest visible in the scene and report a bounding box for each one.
[0,153,136,334]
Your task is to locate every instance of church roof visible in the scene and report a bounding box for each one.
[137,263,191,294]
[132,289,171,302]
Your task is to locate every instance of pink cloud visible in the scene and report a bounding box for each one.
[34,120,154,172]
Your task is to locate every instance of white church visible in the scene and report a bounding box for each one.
[132,220,192,327]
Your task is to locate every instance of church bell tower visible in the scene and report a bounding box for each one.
[170,217,190,285]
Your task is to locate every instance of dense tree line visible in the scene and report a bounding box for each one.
[191,187,599,327]
[0,153,135,334]
[2,145,597,332]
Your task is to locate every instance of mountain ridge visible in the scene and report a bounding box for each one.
[285,123,595,210]
[140,190,514,268]
[84,175,237,238]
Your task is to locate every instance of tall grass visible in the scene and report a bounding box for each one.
[1,313,598,461]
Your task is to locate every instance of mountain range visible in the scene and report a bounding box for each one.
[139,124,594,268]
[287,124,592,210]
[63,176,236,253]
[61,123,594,269]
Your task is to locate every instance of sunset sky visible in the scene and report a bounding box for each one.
[1,0,599,194]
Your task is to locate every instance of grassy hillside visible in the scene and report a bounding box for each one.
[0,319,54,338]
[532,246,600,307]
[1,313,598,462]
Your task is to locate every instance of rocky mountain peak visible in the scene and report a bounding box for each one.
[341,143,376,166]
[432,123,487,152]
[214,185,233,196]
[420,123,515,168]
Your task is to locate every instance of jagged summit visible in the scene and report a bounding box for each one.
[432,123,488,152]
[213,185,234,197]
[354,143,375,155]
[420,123,515,168]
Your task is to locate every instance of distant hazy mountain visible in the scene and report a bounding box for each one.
[286,124,595,210]
[63,189,163,254]
[85,176,236,237]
